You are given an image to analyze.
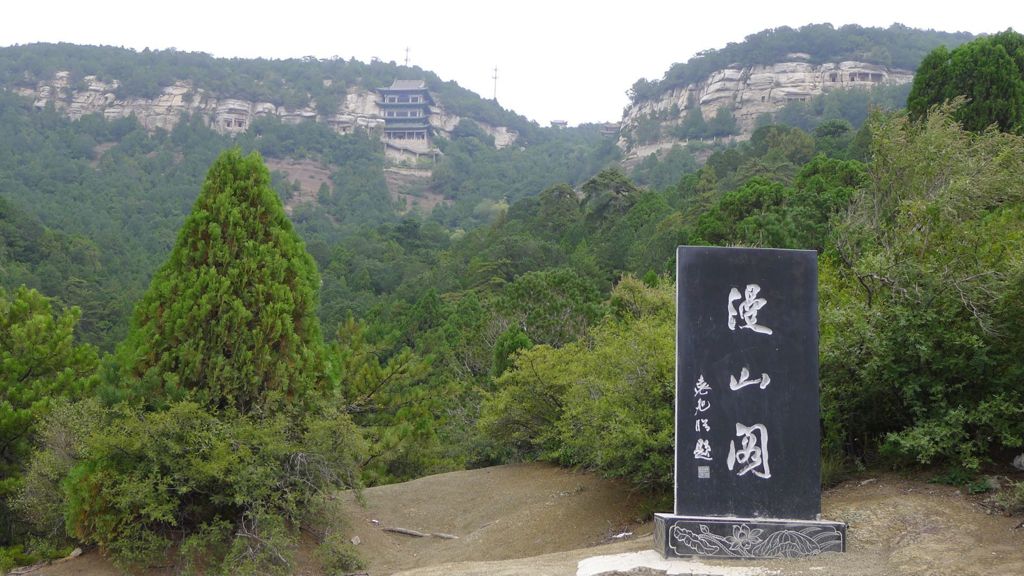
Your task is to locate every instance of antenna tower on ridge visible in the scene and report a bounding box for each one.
[492,66,498,101]
[404,47,410,67]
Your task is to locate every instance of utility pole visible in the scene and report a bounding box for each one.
[404,47,410,67]
[492,66,498,101]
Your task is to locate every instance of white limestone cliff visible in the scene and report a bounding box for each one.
[12,73,516,150]
[619,60,913,157]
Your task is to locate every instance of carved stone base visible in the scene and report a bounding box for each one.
[654,513,846,559]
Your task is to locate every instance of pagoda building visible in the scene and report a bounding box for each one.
[377,79,433,143]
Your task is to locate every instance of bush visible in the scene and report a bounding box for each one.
[477,343,570,461]
[19,400,365,572]
[995,480,1024,515]
[16,399,104,542]
[1,287,97,545]
[0,545,30,574]
[478,276,676,491]
[824,106,1024,471]
[316,531,366,575]
[555,292,675,490]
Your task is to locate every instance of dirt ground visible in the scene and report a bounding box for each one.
[263,158,333,214]
[339,463,651,575]
[18,463,1024,576]
[383,168,447,214]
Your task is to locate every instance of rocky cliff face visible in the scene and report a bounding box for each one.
[10,71,516,151]
[619,59,913,160]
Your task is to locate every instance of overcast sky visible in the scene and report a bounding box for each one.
[2,1,1019,126]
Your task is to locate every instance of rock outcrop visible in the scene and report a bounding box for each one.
[619,60,913,159]
[10,72,516,151]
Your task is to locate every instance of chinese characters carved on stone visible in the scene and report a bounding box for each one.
[693,375,713,466]
[727,422,771,479]
[729,367,771,391]
[728,284,772,335]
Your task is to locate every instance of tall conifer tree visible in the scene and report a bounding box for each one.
[117,149,323,413]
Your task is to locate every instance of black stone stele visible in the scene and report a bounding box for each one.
[655,246,846,560]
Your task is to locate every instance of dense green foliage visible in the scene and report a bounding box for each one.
[430,121,621,227]
[0,95,156,350]
[19,400,364,573]
[826,105,1024,469]
[630,145,699,190]
[479,277,674,489]
[1,288,96,547]
[772,83,913,133]
[112,149,324,414]
[629,23,972,103]
[907,30,1024,133]
[326,318,438,484]
[694,155,866,250]
[328,126,880,486]
[0,88,616,349]
[472,105,1024,492]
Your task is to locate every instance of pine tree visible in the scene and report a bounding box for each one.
[116,149,323,414]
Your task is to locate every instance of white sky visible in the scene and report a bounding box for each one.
[2,1,1019,126]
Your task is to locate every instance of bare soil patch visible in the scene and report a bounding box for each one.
[384,168,447,214]
[762,474,1024,576]
[340,462,650,575]
[264,158,332,214]
[89,142,117,167]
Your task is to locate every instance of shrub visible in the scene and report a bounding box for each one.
[316,531,366,575]
[20,400,365,572]
[1,287,97,545]
[995,480,1024,515]
[825,106,1024,470]
[478,276,676,491]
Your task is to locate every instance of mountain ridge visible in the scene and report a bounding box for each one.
[615,23,977,159]
[618,58,914,160]
[0,25,980,162]
[0,43,537,159]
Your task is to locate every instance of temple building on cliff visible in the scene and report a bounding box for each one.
[377,79,433,144]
